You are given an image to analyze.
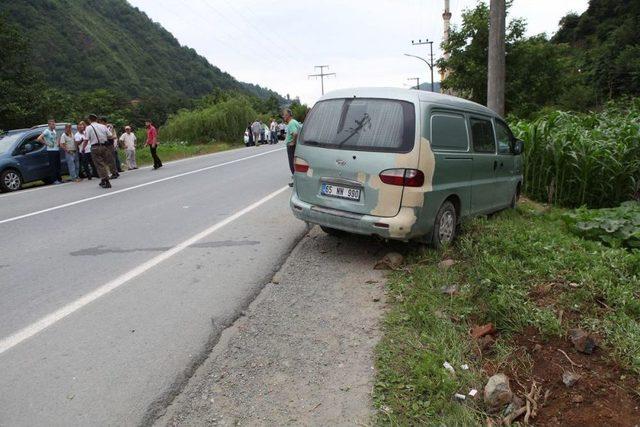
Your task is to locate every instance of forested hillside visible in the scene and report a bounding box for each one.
[0,0,279,100]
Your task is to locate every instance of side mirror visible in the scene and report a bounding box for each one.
[512,139,524,155]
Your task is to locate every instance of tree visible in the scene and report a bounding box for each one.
[0,15,45,130]
[437,2,568,117]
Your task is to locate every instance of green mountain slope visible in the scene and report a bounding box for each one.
[553,0,640,101]
[0,0,281,101]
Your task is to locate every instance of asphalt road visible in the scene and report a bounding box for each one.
[0,143,307,426]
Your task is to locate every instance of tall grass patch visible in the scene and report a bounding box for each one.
[160,97,257,144]
[511,100,640,208]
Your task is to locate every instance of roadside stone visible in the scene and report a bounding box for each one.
[533,343,543,352]
[569,328,598,354]
[374,252,404,270]
[471,323,496,339]
[572,394,584,403]
[438,259,456,269]
[484,373,513,412]
[562,371,581,387]
[441,284,459,296]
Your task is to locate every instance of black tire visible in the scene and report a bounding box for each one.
[510,185,521,209]
[320,226,346,237]
[431,201,457,249]
[0,169,22,192]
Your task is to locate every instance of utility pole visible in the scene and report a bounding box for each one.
[410,39,434,92]
[407,77,420,89]
[487,0,506,116]
[308,65,336,96]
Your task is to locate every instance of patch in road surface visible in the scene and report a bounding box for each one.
[70,241,260,256]
[158,227,394,426]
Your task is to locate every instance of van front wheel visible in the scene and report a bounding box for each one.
[431,201,457,249]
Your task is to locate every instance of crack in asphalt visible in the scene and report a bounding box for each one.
[69,240,261,256]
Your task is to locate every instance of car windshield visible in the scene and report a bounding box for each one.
[0,132,25,155]
[299,98,415,153]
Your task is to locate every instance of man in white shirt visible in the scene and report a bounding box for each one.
[119,126,137,170]
[76,121,95,180]
[86,114,114,188]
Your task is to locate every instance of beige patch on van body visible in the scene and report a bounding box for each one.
[386,207,418,239]
[306,168,314,177]
[357,171,367,183]
[402,137,435,209]
[368,138,435,238]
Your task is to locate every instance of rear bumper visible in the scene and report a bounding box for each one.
[290,192,422,241]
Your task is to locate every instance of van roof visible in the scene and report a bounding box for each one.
[319,87,499,118]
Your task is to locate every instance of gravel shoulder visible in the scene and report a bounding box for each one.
[157,226,393,426]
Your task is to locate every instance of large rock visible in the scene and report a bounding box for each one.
[569,329,597,354]
[484,373,513,412]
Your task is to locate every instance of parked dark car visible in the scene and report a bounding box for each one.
[0,125,74,192]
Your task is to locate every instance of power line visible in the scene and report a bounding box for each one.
[308,65,336,96]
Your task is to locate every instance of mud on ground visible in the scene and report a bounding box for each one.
[483,327,640,426]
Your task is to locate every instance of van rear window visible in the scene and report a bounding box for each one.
[299,98,415,153]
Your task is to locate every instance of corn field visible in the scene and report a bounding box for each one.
[511,101,640,208]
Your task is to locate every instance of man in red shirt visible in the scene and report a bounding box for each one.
[145,119,162,170]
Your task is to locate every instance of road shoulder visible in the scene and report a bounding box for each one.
[158,226,389,426]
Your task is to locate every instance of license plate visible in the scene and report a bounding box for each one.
[321,183,361,201]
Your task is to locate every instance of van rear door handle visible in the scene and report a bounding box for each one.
[493,160,498,170]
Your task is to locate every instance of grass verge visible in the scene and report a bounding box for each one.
[121,141,240,167]
[374,200,640,425]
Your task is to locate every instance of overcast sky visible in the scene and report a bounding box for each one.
[128,0,588,105]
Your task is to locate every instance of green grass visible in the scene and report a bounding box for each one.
[122,141,240,167]
[374,200,640,424]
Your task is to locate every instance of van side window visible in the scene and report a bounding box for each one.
[430,113,468,151]
[470,118,496,153]
[495,120,513,154]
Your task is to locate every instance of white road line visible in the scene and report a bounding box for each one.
[0,147,284,225]
[0,185,289,356]
[0,144,279,199]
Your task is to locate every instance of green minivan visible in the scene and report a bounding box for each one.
[289,88,523,247]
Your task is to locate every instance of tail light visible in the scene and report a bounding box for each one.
[294,157,309,173]
[379,169,424,187]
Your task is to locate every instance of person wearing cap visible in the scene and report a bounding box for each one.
[98,117,120,179]
[119,126,137,170]
[86,114,115,188]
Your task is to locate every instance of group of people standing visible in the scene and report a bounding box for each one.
[246,118,286,146]
[38,115,162,190]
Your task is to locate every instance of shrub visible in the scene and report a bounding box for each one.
[160,97,257,144]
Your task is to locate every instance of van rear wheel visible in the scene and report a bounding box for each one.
[431,201,457,249]
[320,226,345,237]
